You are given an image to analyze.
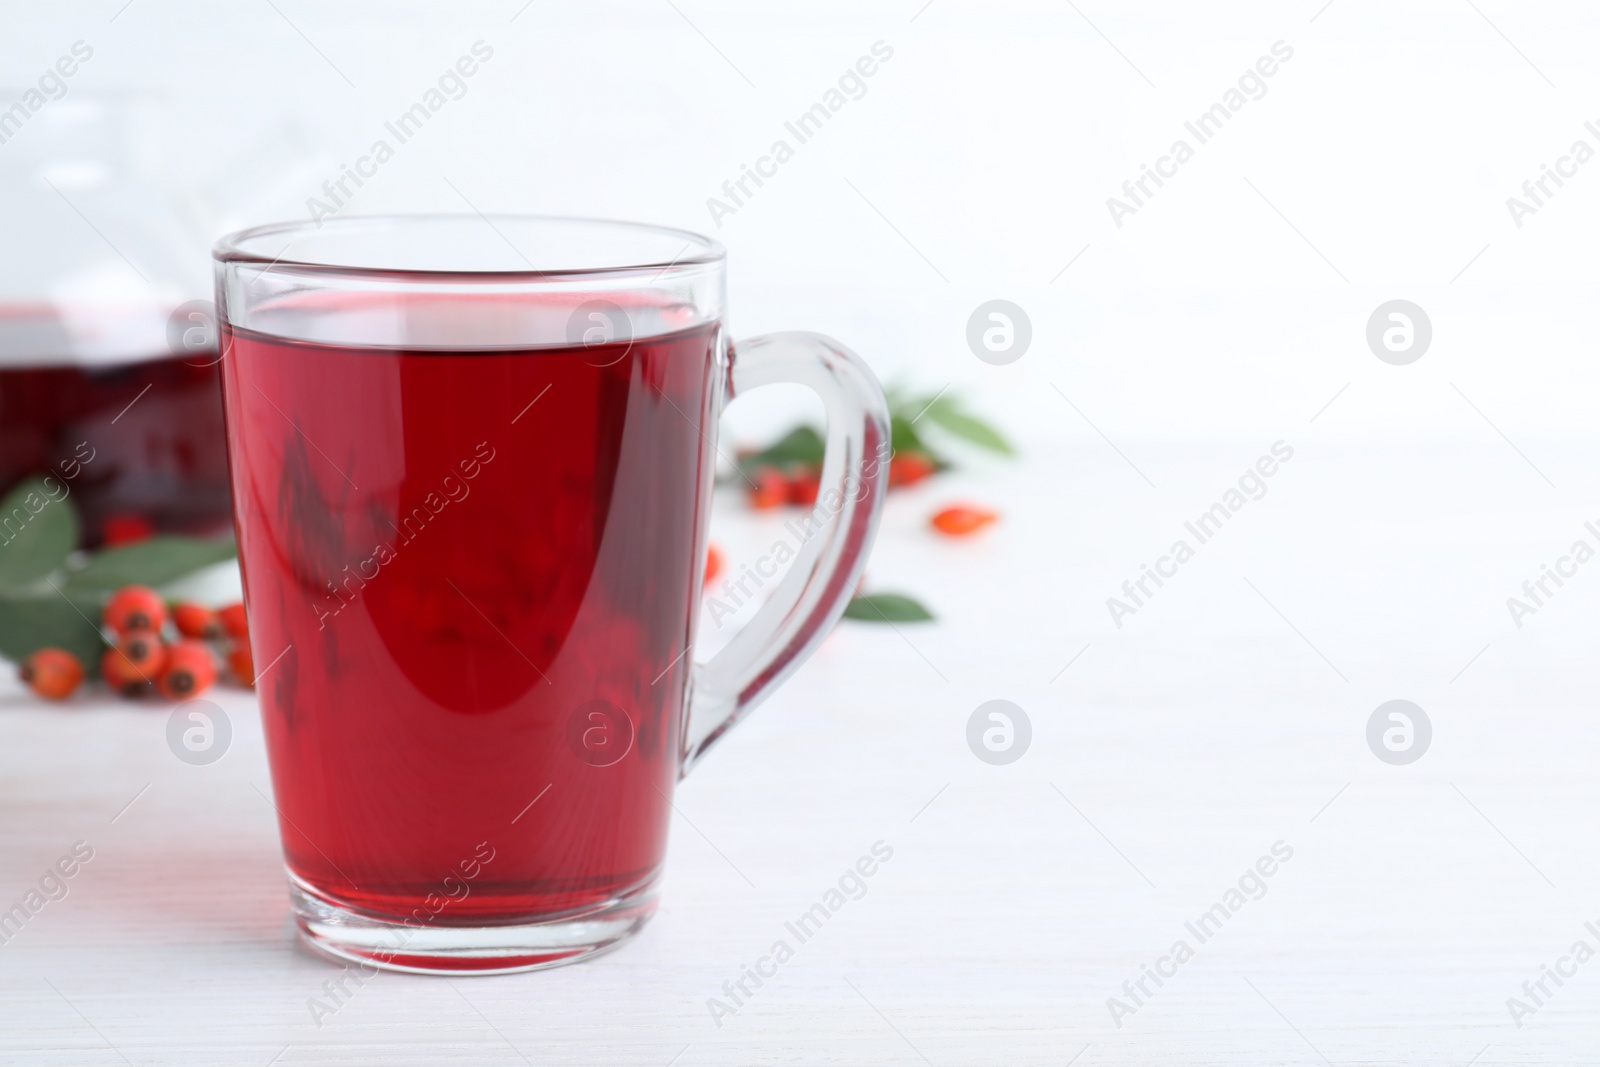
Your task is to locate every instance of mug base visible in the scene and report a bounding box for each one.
[288,875,658,975]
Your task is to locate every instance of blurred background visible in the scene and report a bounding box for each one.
[12,0,1600,450]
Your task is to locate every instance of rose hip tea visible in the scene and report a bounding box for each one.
[216,216,888,973]
[221,317,716,930]
[0,334,233,544]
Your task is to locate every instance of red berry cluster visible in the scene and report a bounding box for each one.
[18,587,254,703]
[747,466,820,510]
[745,452,942,511]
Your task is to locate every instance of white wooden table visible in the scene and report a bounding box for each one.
[2,440,1598,1065]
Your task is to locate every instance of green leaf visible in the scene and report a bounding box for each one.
[841,592,935,623]
[739,425,826,474]
[889,413,945,465]
[761,425,826,465]
[63,536,237,593]
[923,399,1015,455]
[0,588,106,665]
[0,475,79,590]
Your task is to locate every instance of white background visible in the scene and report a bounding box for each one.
[5,2,1600,1064]
[14,0,1600,444]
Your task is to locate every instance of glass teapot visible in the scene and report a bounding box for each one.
[0,91,231,546]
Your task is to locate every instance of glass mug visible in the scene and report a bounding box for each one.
[213,216,889,973]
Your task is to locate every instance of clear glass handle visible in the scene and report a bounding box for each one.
[681,331,891,776]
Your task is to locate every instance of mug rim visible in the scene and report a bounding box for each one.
[214,213,727,280]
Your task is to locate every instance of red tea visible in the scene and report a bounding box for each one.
[0,355,232,544]
[220,316,719,924]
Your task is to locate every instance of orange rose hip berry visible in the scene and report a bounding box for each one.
[172,602,221,639]
[159,641,217,700]
[19,649,84,701]
[103,633,165,695]
[930,505,999,536]
[749,468,787,510]
[703,544,725,588]
[104,585,166,636]
[227,644,255,687]
[218,602,248,640]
